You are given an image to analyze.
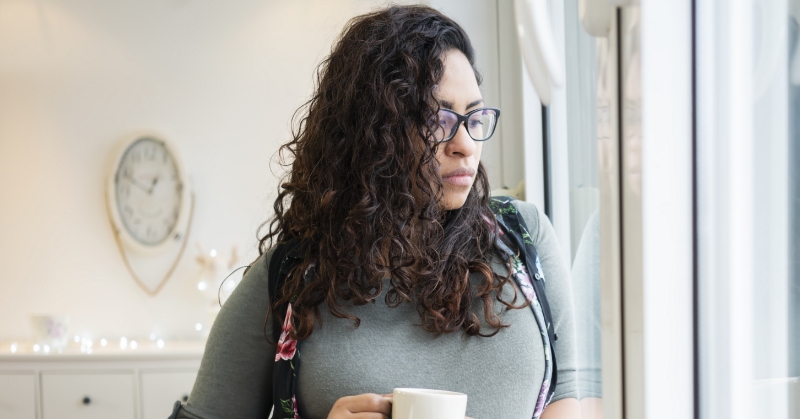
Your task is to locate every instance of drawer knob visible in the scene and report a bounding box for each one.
[82,396,92,405]
[182,394,189,402]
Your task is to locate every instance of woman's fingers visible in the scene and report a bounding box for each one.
[328,393,392,418]
[347,394,392,414]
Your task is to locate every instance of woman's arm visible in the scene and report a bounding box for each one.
[541,398,582,419]
[177,252,276,419]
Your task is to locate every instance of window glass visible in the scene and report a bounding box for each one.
[699,2,800,417]
[788,0,800,408]
[564,0,602,415]
[751,1,797,416]
[785,0,800,410]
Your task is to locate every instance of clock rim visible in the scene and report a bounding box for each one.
[105,131,192,255]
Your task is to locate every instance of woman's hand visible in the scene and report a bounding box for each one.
[327,393,391,419]
[325,393,475,419]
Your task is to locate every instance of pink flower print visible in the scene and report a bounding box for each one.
[534,380,550,417]
[512,257,537,302]
[293,395,300,419]
[275,304,298,362]
[519,281,537,303]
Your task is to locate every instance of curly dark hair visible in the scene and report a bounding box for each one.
[259,5,523,340]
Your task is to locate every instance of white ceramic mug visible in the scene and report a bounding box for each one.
[390,388,467,419]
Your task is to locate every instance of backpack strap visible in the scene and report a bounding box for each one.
[490,196,558,417]
[267,238,307,419]
[267,238,307,343]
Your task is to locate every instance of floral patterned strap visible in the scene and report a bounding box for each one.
[268,240,306,419]
[273,303,301,419]
[489,196,557,419]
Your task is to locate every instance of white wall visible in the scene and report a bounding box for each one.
[0,0,504,342]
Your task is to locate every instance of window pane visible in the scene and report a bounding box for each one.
[751,1,795,416]
[789,0,800,409]
[698,1,799,417]
[564,0,602,415]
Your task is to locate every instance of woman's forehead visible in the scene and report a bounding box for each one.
[436,50,482,111]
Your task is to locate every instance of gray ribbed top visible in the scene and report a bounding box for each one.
[178,200,578,419]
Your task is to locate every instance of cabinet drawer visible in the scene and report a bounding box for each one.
[0,373,36,419]
[140,370,197,419]
[41,372,135,419]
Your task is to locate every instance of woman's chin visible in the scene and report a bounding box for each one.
[441,191,470,210]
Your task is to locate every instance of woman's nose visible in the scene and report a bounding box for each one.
[444,123,476,157]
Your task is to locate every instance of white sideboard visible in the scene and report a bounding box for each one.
[0,341,204,419]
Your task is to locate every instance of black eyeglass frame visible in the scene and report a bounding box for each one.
[435,107,502,143]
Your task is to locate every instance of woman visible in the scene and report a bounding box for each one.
[176,5,579,419]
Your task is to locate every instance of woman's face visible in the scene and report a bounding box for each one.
[434,49,484,210]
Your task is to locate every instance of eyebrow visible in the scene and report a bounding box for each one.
[439,99,484,111]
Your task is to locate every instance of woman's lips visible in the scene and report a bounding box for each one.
[442,167,476,186]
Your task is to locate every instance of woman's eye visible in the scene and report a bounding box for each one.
[469,119,483,128]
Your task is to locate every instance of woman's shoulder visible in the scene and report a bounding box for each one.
[239,249,276,292]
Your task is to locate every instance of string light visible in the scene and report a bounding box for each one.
[195,323,203,331]
[130,340,138,350]
[120,337,128,350]
[43,345,50,354]
[157,339,165,349]
[100,338,107,347]
[33,344,40,352]
[10,342,17,353]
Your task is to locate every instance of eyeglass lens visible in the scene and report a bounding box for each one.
[434,108,498,142]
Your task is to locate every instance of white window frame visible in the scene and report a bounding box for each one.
[549,1,696,418]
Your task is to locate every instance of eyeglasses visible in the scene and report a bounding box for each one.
[431,107,501,143]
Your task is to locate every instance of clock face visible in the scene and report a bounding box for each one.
[114,137,183,246]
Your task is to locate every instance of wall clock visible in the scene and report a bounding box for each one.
[105,133,194,296]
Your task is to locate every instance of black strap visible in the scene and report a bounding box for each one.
[491,196,558,403]
[267,238,307,343]
[167,400,182,419]
[267,238,307,419]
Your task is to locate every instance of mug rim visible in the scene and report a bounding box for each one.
[393,388,466,397]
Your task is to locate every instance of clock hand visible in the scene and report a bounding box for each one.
[148,177,159,195]
[124,173,151,192]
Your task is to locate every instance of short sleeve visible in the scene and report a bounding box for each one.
[513,200,579,402]
[178,250,277,419]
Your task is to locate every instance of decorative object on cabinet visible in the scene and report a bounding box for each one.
[195,245,240,300]
[194,245,242,332]
[105,132,194,296]
[29,315,69,350]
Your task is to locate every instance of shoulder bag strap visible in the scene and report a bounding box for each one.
[490,196,558,414]
[267,238,307,419]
